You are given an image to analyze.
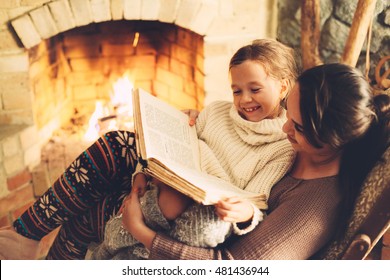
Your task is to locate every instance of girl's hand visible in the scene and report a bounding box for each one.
[121,188,156,250]
[182,109,200,126]
[215,197,254,223]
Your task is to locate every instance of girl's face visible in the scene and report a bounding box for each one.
[229,60,287,122]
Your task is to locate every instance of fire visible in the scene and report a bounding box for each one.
[83,75,134,142]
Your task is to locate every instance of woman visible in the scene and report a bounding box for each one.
[122,63,390,259]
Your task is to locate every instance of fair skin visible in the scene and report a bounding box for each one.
[231,60,287,122]
[122,81,343,252]
[282,84,340,179]
[122,60,291,249]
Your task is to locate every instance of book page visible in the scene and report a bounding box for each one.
[135,88,200,171]
[147,160,267,209]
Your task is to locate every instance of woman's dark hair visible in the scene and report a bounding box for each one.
[297,63,390,236]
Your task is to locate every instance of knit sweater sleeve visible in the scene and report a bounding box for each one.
[148,176,341,260]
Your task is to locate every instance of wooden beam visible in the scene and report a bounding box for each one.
[341,0,377,67]
[301,0,323,70]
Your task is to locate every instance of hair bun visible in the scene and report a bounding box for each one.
[373,94,390,122]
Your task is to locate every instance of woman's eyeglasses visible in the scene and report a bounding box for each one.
[280,98,305,134]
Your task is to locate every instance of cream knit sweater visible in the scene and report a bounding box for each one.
[196,101,295,203]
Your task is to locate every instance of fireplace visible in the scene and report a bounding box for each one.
[30,20,205,138]
[0,0,274,226]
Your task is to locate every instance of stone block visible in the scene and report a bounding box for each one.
[0,72,31,110]
[90,0,112,23]
[133,80,152,93]
[11,200,33,220]
[29,5,59,39]
[19,125,39,150]
[0,184,34,217]
[141,0,160,20]
[130,66,155,81]
[64,44,101,59]
[169,87,196,110]
[69,57,105,72]
[0,9,9,27]
[2,133,21,157]
[31,165,50,197]
[170,58,193,80]
[110,0,124,20]
[0,166,8,199]
[0,0,19,9]
[7,168,32,191]
[24,142,41,170]
[72,84,98,100]
[177,28,197,49]
[153,80,169,99]
[189,0,217,35]
[194,68,204,90]
[69,0,93,27]
[3,153,25,176]
[0,53,29,73]
[171,44,194,65]
[0,108,34,126]
[175,0,201,30]
[121,55,156,68]
[156,54,169,70]
[2,86,32,110]
[48,0,76,32]
[101,43,135,56]
[158,0,179,23]
[0,29,21,52]
[123,0,141,19]
[156,67,183,90]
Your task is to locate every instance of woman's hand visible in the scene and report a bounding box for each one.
[121,188,156,250]
[215,197,254,223]
[182,109,200,126]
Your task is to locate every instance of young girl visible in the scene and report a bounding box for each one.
[85,38,298,259]
[0,39,298,260]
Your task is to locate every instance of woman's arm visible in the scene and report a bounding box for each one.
[148,179,341,260]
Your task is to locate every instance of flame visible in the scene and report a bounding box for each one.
[83,74,134,142]
[83,101,104,141]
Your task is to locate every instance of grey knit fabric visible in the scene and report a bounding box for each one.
[170,203,232,248]
[86,185,170,260]
[86,185,232,259]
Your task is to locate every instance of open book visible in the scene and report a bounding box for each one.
[132,88,267,209]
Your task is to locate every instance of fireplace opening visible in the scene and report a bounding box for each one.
[30,20,204,142]
[28,20,205,195]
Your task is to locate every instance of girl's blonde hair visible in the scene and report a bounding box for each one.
[229,39,299,93]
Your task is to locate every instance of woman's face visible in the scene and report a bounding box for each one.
[282,83,331,156]
[229,60,286,122]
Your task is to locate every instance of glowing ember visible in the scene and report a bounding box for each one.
[83,74,134,142]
